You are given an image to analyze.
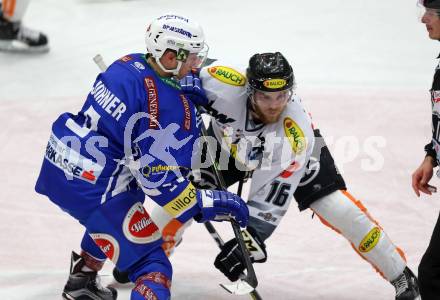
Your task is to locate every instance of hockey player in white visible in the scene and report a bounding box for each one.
[196,53,421,299]
[115,52,421,299]
[0,0,49,52]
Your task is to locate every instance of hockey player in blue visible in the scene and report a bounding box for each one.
[35,14,249,300]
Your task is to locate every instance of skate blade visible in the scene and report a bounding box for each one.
[220,280,255,295]
[0,40,49,53]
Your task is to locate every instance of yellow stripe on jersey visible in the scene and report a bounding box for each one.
[163,183,197,218]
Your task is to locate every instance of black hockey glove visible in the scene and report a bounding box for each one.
[180,71,209,106]
[214,226,267,282]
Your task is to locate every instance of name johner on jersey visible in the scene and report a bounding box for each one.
[90,80,127,121]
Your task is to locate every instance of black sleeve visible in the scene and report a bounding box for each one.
[425,142,437,159]
[424,142,438,167]
[293,129,346,211]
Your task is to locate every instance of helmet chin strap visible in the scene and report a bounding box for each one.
[156,58,183,76]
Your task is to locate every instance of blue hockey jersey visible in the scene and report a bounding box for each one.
[35,53,201,224]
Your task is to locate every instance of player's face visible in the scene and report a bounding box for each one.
[252,90,290,124]
[421,9,440,39]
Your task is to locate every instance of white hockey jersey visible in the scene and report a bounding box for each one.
[199,63,315,233]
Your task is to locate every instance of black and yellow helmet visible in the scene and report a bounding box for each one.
[246,52,295,93]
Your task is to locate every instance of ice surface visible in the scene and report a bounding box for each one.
[1,0,439,299]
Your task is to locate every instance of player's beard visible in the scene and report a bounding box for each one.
[252,101,287,124]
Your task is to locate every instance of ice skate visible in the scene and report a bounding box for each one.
[0,14,48,53]
[391,267,421,300]
[62,251,117,300]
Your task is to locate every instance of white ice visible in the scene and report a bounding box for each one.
[0,0,439,299]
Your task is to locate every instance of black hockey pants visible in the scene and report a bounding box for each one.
[418,212,440,299]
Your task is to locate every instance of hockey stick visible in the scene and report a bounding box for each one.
[93,54,108,72]
[197,120,259,294]
[204,187,263,299]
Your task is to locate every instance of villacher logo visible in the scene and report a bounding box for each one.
[90,233,120,264]
[123,202,161,244]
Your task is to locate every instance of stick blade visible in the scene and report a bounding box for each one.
[220,280,255,295]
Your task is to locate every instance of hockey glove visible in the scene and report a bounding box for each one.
[194,189,249,227]
[214,226,267,282]
[180,72,209,106]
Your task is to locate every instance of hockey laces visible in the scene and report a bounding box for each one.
[393,273,409,296]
